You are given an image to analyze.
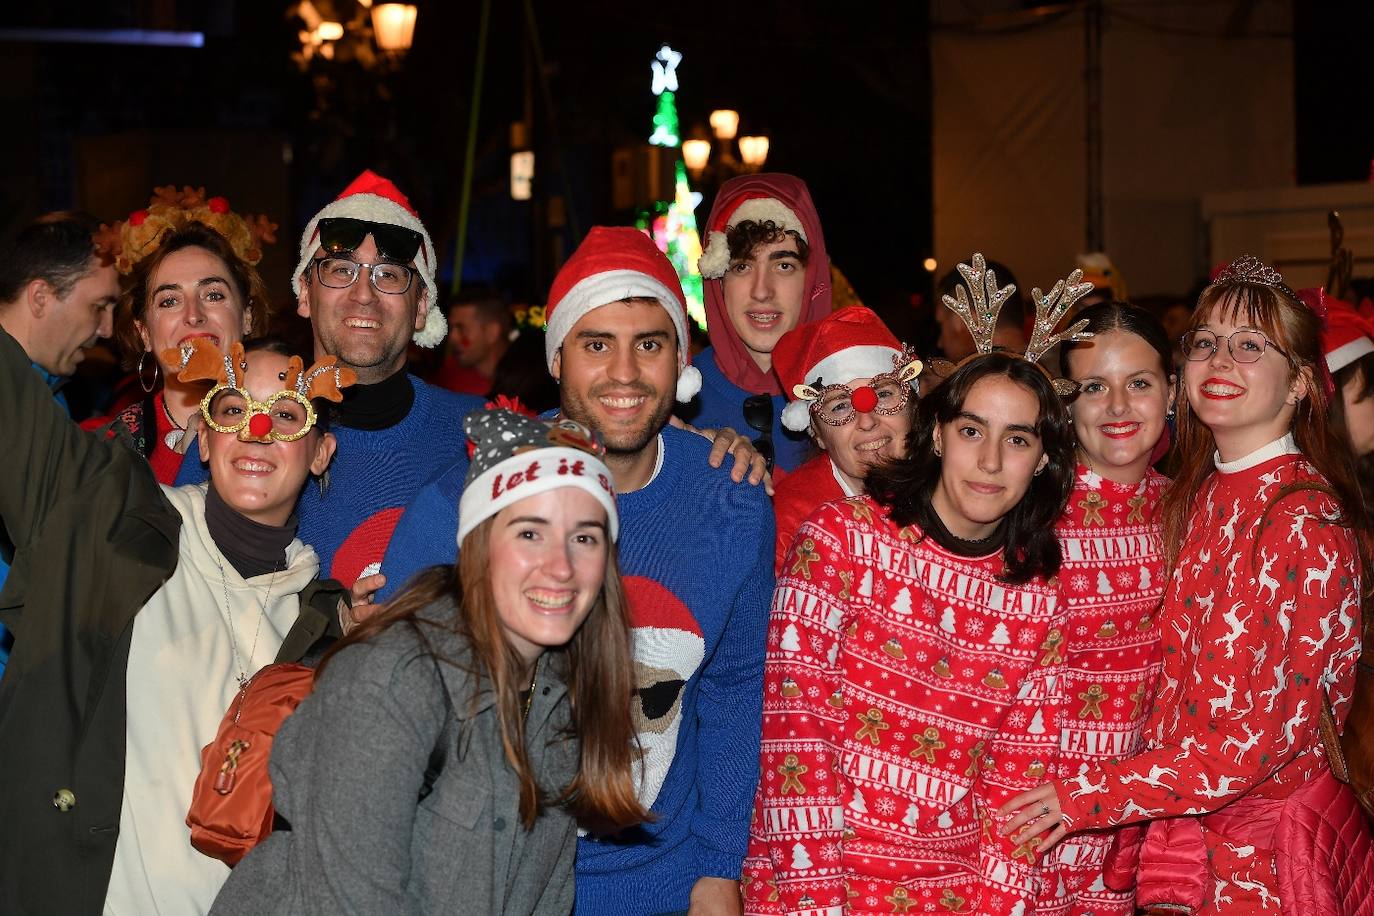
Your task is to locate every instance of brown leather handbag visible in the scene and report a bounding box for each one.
[1320,636,1374,818]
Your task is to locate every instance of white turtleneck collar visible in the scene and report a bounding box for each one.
[1214,432,1300,474]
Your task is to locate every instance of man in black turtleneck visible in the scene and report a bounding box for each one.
[178,171,484,587]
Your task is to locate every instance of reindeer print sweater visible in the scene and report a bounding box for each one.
[1055,438,1361,912]
[741,496,1064,916]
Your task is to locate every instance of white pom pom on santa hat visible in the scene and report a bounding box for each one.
[293,170,447,348]
[697,194,808,279]
[545,227,702,403]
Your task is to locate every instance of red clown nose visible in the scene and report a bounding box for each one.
[851,386,878,413]
[248,413,274,439]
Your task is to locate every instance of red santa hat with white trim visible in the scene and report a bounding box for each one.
[1322,295,1374,374]
[773,306,922,432]
[292,170,445,348]
[697,191,809,279]
[544,226,702,402]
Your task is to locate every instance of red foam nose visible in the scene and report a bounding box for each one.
[248,413,274,438]
[851,386,878,413]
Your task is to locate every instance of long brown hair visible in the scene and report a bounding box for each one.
[1160,280,1372,573]
[323,517,647,833]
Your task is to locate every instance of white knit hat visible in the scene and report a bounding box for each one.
[293,170,446,348]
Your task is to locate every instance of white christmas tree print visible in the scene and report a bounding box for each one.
[826,605,843,630]
[827,641,839,666]
[1028,708,1046,735]
[780,623,801,652]
[904,804,920,827]
[790,842,812,870]
[858,569,874,597]
[989,622,1011,645]
[937,810,953,828]
[891,587,913,616]
[1139,566,1152,590]
[849,788,868,814]
[1009,903,1025,916]
[1096,571,1114,595]
[940,607,957,634]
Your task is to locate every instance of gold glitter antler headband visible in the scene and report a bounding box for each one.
[941,253,1016,357]
[932,253,1094,397]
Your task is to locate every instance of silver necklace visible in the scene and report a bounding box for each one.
[214,554,278,689]
[161,397,186,450]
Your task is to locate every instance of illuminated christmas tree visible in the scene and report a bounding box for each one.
[638,44,706,329]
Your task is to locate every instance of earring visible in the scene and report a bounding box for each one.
[1166,408,1175,420]
[137,350,160,394]
[1034,466,1044,477]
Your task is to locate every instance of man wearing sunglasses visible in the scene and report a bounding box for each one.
[178,171,484,589]
[687,173,835,475]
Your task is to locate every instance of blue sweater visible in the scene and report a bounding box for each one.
[680,348,813,474]
[176,376,482,585]
[378,425,774,913]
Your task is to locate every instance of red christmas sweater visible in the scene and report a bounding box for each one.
[742,495,1065,916]
[1054,444,1361,914]
[1036,466,1167,916]
[772,453,849,574]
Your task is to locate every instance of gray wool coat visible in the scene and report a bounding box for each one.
[210,600,579,916]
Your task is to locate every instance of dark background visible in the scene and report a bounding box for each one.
[0,0,1370,346]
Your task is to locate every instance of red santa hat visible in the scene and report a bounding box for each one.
[293,170,445,348]
[773,306,921,432]
[545,226,701,402]
[1322,295,1374,374]
[697,191,809,279]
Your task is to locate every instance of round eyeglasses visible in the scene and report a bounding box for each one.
[1181,329,1286,364]
[810,374,912,427]
[200,385,318,442]
[312,257,415,295]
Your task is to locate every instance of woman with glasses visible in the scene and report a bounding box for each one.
[1002,256,1373,914]
[83,187,275,483]
[1030,302,1174,914]
[0,331,352,915]
[768,306,921,571]
[742,255,1084,914]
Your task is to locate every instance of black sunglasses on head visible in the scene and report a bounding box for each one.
[743,394,776,473]
[318,217,423,265]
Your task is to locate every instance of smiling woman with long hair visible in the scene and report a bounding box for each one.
[1002,257,1374,914]
[741,345,1077,915]
[211,408,647,916]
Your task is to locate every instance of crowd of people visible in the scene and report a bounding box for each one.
[0,166,1370,916]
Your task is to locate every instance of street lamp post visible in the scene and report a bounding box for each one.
[683,107,769,187]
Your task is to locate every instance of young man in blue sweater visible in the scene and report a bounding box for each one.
[177,172,484,588]
[378,227,774,914]
[681,173,834,476]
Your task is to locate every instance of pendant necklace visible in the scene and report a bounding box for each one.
[214,554,277,689]
[162,398,186,451]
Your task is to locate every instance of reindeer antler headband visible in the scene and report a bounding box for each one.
[929,252,1094,396]
[160,338,356,443]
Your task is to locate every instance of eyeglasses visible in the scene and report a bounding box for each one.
[1181,329,1287,364]
[742,394,776,473]
[318,217,423,264]
[811,373,913,427]
[312,257,415,295]
[200,385,318,442]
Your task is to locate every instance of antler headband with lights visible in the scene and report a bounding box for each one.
[929,252,1094,396]
[160,338,356,443]
[94,186,277,276]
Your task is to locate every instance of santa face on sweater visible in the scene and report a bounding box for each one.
[197,351,337,526]
[1066,329,1173,481]
[1183,300,1307,459]
[931,374,1049,538]
[297,234,428,384]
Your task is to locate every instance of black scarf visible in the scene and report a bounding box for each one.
[205,483,298,579]
[334,366,414,430]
